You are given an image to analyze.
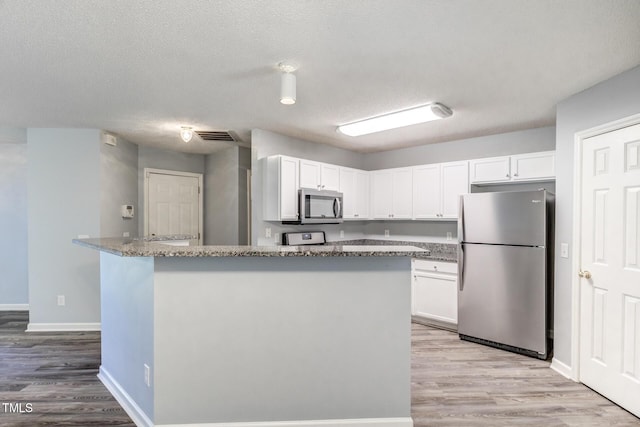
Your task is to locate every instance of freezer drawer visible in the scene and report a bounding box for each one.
[458,243,548,357]
[460,190,548,246]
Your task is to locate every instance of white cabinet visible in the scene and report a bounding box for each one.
[339,167,370,219]
[469,156,511,183]
[371,167,413,219]
[510,151,555,181]
[263,155,299,221]
[469,151,555,184]
[299,159,340,191]
[413,161,468,220]
[412,259,458,329]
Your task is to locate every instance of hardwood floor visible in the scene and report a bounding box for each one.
[0,312,638,426]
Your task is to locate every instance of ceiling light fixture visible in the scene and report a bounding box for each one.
[278,61,298,105]
[337,103,453,137]
[180,126,193,142]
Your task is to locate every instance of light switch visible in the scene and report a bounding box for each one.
[560,243,569,258]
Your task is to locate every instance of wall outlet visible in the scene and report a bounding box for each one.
[77,234,89,239]
[144,364,151,387]
[339,230,344,238]
[123,231,130,237]
[560,243,569,258]
[57,295,65,306]
[384,229,390,237]
[265,227,272,238]
[446,232,452,241]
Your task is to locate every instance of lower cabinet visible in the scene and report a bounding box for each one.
[411,259,458,330]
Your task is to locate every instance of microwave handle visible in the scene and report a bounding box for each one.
[333,198,341,217]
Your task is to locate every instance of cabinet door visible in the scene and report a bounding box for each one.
[320,163,340,191]
[411,260,458,327]
[354,170,370,219]
[413,164,441,219]
[299,159,321,189]
[339,167,357,219]
[441,161,469,219]
[469,156,511,183]
[511,151,555,181]
[392,168,413,219]
[371,170,393,219]
[280,156,300,220]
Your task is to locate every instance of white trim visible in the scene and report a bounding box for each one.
[550,357,574,380]
[156,418,413,427]
[143,168,204,245]
[98,366,153,427]
[0,303,29,311]
[570,112,640,383]
[26,322,101,332]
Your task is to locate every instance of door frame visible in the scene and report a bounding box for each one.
[143,168,204,244]
[570,112,640,381]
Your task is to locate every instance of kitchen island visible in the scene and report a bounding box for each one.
[74,237,429,427]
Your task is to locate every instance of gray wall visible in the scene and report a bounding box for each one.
[27,129,101,326]
[364,126,556,170]
[204,147,240,245]
[137,145,205,235]
[0,128,28,307]
[553,65,640,368]
[238,146,251,245]
[100,133,138,238]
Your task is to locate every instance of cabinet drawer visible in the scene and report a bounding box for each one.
[412,259,457,274]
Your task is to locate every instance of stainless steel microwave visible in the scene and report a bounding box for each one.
[284,188,343,224]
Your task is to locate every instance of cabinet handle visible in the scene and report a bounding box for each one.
[354,213,359,217]
[321,185,325,188]
[433,266,438,271]
[506,174,510,178]
[514,173,518,177]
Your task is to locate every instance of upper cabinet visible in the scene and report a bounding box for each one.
[299,159,340,191]
[339,167,370,220]
[414,161,469,220]
[469,151,555,184]
[371,167,413,219]
[263,155,299,221]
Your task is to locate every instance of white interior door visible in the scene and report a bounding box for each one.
[145,169,202,244]
[579,123,640,418]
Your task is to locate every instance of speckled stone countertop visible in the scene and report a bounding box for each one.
[328,239,458,262]
[73,236,431,258]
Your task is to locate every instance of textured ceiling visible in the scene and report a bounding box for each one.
[1,0,639,154]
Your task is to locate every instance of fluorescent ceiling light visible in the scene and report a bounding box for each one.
[337,103,453,137]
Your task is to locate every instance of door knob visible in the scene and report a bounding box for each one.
[578,270,592,279]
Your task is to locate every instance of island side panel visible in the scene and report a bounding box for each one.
[99,252,155,423]
[153,256,411,425]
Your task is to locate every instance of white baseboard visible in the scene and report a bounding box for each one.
[550,357,575,380]
[0,304,29,311]
[99,368,411,427]
[26,322,101,332]
[99,366,154,427]
[157,418,413,427]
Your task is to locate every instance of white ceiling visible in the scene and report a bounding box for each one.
[1,1,640,154]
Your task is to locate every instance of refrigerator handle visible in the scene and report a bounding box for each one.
[458,243,464,291]
[457,195,464,243]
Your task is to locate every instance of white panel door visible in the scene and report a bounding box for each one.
[580,123,640,418]
[147,172,201,241]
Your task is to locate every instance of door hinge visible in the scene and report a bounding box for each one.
[198,232,201,240]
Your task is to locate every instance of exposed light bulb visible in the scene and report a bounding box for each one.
[180,127,193,142]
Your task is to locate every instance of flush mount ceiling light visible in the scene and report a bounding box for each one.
[337,103,453,137]
[180,126,193,142]
[278,61,298,105]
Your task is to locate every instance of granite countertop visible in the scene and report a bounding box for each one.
[73,236,431,258]
[328,239,458,262]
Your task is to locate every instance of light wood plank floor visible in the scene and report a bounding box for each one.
[1,312,638,426]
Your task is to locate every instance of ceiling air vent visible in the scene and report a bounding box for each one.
[195,130,237,142]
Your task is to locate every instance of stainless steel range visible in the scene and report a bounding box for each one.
[281,231,326,246]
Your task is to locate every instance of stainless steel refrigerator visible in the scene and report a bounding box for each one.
[457,189,554,359]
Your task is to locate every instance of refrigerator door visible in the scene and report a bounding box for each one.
[458,243,547,356]
[460,190,547,246]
